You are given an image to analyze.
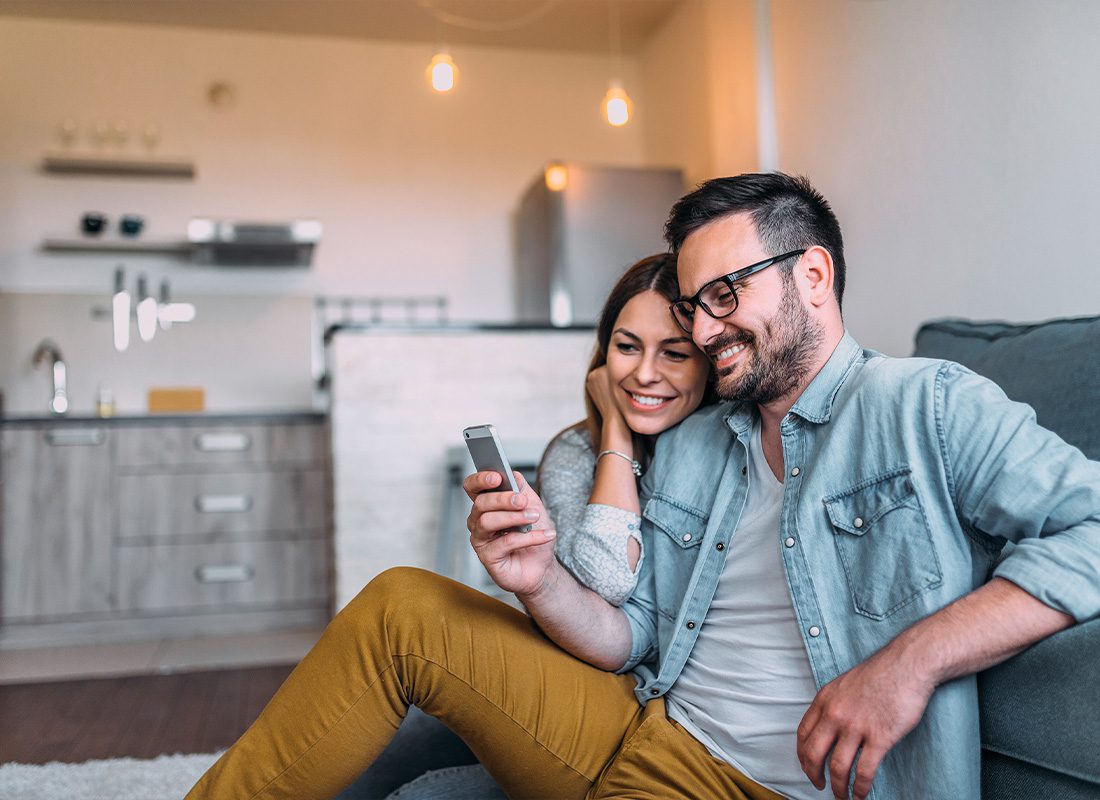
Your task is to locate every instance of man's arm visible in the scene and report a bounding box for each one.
[796,577,1073,800]
[464,469,633,670]
[800,363,1100,800]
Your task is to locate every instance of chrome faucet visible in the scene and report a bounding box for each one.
[32,340,69,415]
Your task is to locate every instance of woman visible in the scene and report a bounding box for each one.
[539,251,714,605]
[187,253,713,800]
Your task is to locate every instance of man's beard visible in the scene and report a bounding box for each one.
[710,272,825,405]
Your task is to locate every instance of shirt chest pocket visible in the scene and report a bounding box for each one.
[823,468,942,620]
[642,495,707,620]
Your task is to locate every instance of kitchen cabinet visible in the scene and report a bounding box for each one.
[0,414,332,648]
[0,426,114,621]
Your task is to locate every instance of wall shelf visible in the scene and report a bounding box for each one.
[40,154,196,179]
[41,238,194,256]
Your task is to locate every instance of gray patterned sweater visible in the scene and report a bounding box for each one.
[537,424,643,606]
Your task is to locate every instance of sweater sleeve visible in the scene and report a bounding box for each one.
[538,426,644,606]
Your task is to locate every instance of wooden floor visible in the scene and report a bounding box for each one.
[0,664,294,764]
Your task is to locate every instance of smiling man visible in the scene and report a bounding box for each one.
[607,172,1099,799]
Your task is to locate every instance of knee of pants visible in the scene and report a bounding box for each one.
[339,566,459,633]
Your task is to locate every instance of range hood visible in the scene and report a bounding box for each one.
[188,218,321,267]
[515,164,684,326]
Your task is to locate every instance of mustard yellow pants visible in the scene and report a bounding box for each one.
[186,567,782,800]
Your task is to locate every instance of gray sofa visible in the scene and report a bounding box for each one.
[342,315,1100,800]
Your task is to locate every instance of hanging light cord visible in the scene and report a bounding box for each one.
[609,0,622,63]
[417,0,561,33]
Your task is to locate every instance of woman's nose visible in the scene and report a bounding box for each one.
[634,354,661,385]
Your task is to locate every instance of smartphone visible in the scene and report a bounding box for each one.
[462,424,521,493]
[463,424,531,532]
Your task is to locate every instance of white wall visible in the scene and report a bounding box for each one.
[771,0,1100,355]
[0,17,646,414]
[641,0,759,187]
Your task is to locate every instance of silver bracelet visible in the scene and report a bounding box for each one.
[597,449,642,477]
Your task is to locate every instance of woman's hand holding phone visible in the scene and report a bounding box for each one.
[464,469,558,598]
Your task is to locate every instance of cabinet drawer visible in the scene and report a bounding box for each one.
[117,469,327,541]
[115,539,328,612]
[115,422,326,470]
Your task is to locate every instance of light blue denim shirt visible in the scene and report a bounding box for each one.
[618,333,1100,799]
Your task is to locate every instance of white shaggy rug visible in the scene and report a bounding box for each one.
[0,752,221,800]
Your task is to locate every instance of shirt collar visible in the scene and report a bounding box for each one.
[723,331,863,434]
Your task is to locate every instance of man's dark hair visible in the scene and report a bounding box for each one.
[664,172,846,308]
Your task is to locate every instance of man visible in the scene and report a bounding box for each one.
[188,173,1098,800]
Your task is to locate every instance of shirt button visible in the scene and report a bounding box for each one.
[741,466,747,476]
[853,517,864,528]
[808,626,821,637]
[716,542,725,551]
[790,467,800,477]
[686,621,696,630]
[650,688,660,695]
[784,537,796,548]
[682,533,692,542]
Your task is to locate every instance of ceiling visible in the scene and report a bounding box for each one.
[0,0,682,54]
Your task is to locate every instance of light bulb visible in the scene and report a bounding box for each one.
[427,52,458,93]
[602,82,633,127]
[544,163,568,192]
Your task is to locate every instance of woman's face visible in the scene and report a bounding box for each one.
[604,289,710,436]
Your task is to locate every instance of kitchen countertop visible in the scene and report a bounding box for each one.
[0,410,328,426]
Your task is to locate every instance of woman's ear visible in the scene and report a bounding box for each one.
[798,246,835,309]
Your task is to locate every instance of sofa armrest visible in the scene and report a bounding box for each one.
[979,616,1100,784]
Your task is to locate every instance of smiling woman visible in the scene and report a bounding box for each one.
[541,252,714,604]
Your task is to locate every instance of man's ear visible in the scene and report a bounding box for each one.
[798,246,835,308]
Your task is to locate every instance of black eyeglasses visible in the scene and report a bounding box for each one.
[669,249,806,333]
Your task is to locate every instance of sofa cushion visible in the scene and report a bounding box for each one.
[912,315,1100,460]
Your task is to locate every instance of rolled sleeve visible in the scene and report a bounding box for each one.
[939,363,1100,621]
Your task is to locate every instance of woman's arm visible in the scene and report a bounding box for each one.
[538,426,645,606]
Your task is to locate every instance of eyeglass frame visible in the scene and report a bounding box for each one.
[668,249,807,333]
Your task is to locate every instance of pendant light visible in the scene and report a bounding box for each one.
[602,0,633,127]
[426,50,459,93]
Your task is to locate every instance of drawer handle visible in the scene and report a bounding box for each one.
[195,564,255,584]
[194,432,252,452]
[195,494,253,513]
[45,429,105,447]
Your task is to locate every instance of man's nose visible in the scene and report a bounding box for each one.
[692,310,723,350]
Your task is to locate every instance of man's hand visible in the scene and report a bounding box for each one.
[464,469,557,597]
[796,645,934,800]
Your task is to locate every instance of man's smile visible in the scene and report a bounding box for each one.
[712,341,748,370]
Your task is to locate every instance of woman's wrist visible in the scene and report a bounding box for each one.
[599,417,633,455]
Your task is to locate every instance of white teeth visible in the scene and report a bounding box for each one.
[717,343,747,360]
[631,393,668,407]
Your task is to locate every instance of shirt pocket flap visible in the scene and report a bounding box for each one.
[643,495,708,549]
[823,469,917,536]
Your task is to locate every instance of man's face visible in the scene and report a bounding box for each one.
[677,213,824,406]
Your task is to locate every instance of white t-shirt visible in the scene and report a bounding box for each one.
[665,421,831,800]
